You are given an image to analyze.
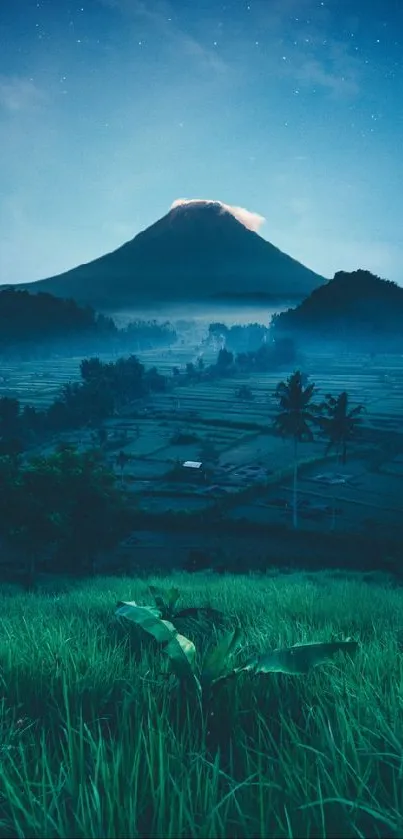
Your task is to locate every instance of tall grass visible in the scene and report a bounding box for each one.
[0,570,402,837]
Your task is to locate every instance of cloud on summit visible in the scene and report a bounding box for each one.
[170,198,266,232]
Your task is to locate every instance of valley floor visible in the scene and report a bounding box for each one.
[2,346,403,576]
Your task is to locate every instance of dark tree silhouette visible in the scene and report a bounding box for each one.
[0,288,177,359]
[317,391,365,530]
[216,348,234,371]
[273,371,320,528]
[319,391,366,466]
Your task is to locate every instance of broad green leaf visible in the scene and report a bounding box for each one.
[243,640,359,676]
[164,632,201,694]
[148,586,167,613]
[202,627,243,686]
[116,600,200,690]
[115,601,176,643]
[171,632,196,667]
[167,587,181,611]
[116,599,162,619]
[148,586,181,616]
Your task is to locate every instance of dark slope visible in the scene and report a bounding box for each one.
[13,202,326,309]
[271,269,403,350]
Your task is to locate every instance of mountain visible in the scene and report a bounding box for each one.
[11,201,326,309]
[271,269,403,351]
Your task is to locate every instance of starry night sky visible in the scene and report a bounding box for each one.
[1,0,402,287]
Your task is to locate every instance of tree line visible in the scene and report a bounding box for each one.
[0,288,176,358]
[178,336,297,384]
[0,333,293,457]
[207,322,269,352]
[0,354,166,456]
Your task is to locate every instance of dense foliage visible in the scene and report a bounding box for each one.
[0,447,133,583]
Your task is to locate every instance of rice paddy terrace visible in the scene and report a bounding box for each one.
[2,347,401,429]
[1,345,402,541]
[0,344,218,408]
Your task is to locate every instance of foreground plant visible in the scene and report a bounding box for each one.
[115,599,359,701]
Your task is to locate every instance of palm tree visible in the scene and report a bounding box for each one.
[318,391,365,529]
[319,391,365,465]
[273,371,320,528]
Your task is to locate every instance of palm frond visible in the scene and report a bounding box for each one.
[272,371,319,443]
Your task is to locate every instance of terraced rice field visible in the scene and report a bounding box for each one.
[239,455,403,536]
[2,345,402,435]
[0,357,83,406]
[149,359,403,432]
[2,344,403,536]
[0,344,217,407]
[304,352,403,431]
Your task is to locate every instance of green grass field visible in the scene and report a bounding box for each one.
[0,571,403,838]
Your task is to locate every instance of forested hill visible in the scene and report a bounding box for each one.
[0,288,176,358]
[271,270,403,350]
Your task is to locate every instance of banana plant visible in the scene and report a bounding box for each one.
[116,599,201,691]
[232,638,359,678]
[199,635,359,690]
[147,585,226,635]
[115,600,359,699]
[116,600,244,698]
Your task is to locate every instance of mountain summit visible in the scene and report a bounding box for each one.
[15,200,326,309]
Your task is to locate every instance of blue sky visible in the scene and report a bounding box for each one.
[0,0,402,286]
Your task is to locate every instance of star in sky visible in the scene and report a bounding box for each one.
[0,0,402,286]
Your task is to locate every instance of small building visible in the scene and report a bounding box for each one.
[181,460,209,483]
